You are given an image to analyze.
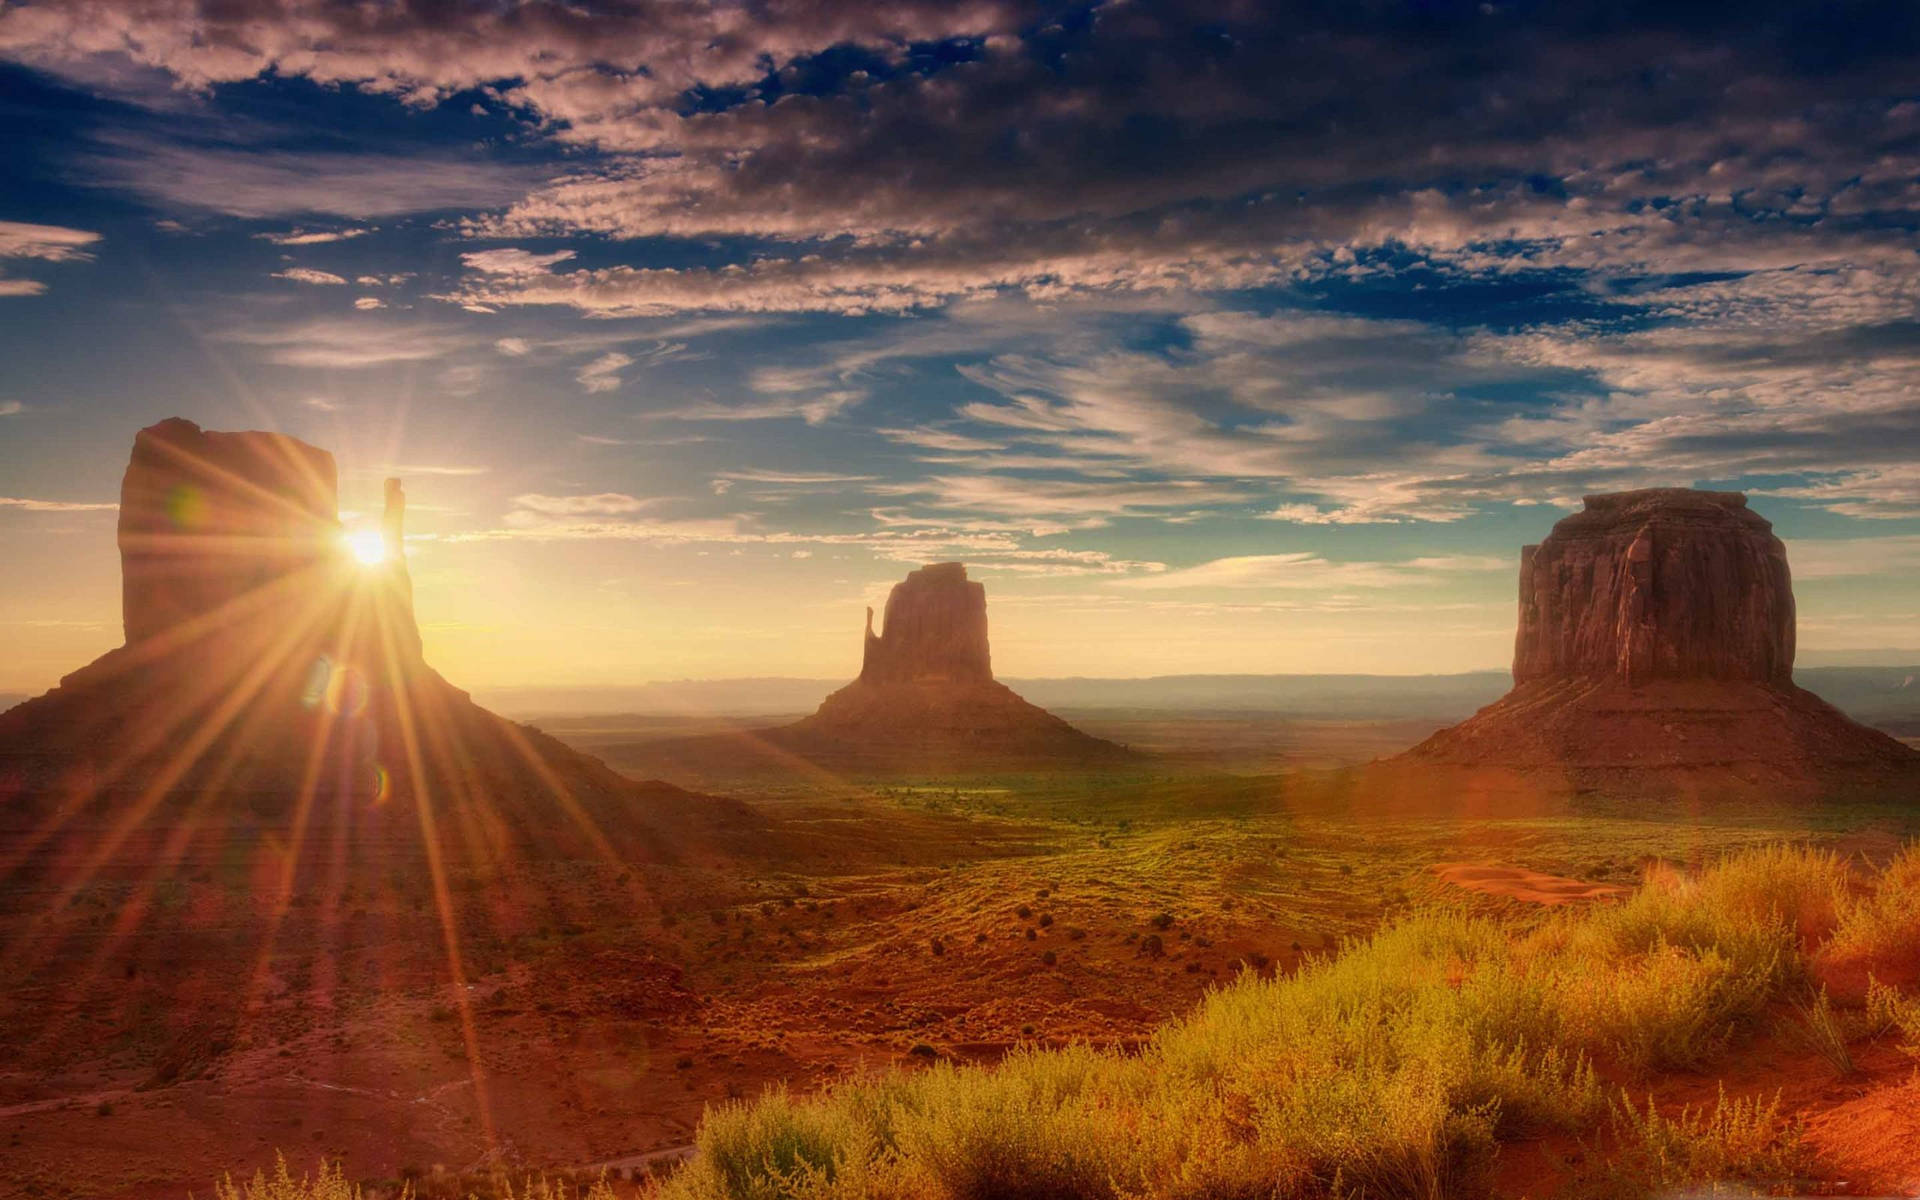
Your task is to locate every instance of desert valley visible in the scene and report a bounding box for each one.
[5,4,1920,1197]
[2,421,1919,1198]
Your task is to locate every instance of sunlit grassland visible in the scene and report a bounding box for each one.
[655,843,1918,1200]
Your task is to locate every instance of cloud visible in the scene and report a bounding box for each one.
[80,138,536,218]
[11,1,1920,320]
[216,317,472,368]
[272,267,348,285]
[383,463,490,477]
[876,427,1007,453]
[1785,536,1920,580]
[0,496,117,512]
[0,220,100,296]
[494,337,530,356]
[510,492,655,517]
[452,504,1161,575]
[463,248,578,278]
[645,391,864,425]
[575,351,633,393]
[257,227,368,245]
[1118,552,1509,591]
[715,469,877,487]
[0,221,99,261]
[353,296,385,309]
[0,401,22,417]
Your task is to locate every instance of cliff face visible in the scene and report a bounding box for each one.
[1513,489,1794,686]
[119,417,343,645]
[860,562,992,685]
[2,419,732,855]
[1400,488,1918,789]
[779,562,1126,767]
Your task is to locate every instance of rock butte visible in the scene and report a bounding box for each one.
[1401,488,1919,787]
[0,417,748,860]
[776,563,1128,766]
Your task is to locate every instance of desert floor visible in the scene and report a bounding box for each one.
[3,715,1918,1198]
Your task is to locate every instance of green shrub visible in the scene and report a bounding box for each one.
[1828,842,1920,968]
[1608,1086,1810,1193]
[211,1157,388,1200]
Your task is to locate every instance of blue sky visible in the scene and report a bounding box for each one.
[3,0,1919,689]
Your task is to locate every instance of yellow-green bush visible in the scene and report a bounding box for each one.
[660,846,1865,1200]
[212,1158,376,1200]
[1828,841,1920,967]
[1608,1086,1810,1193]
[209,846,1902,1200]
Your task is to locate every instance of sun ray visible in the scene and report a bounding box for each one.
[371,594,499,1151]
[0,567,349,968]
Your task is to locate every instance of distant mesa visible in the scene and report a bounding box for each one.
[859,562,993,687]
[1400,488,1919,789]
[773,563,1129,768]
[0,417,745,860]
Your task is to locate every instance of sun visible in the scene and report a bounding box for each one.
[343,529,388,566]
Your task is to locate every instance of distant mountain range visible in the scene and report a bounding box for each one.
[464,666,1920,734]
[7,666,1914,735]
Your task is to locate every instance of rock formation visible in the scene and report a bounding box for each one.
[1512,489,1794,687]
[774,563,1128,768]
[860,562,993,685]
[0,417,746,858]
[118,417,343,646]
[1401,488,1919,789]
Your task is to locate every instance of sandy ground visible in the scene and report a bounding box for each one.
[5,740,1920,1197]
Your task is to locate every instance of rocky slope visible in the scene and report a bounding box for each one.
[774,564,1129,768]
[0,417,750,859]
[1400,488,1918,789]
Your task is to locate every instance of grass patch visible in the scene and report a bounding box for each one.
[1606,1087,1811,1195]
[658,845,1889,1200]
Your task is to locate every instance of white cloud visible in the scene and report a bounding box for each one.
[353,296,385,309]
[511,492,654,517]
[216,317,472,368]
[0,496,118,512]
[0,220,99,261]
[715,469,877,486]
[272,267,348,286]
[575,351,633,393]
[1118,552,1509,591]
[0,220,100,297]
[1785,536,1920,580]
[257,227,368,245]
[463,248,577,278]
[80,138,534,218]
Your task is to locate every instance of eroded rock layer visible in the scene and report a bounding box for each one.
[779,563,1127,767]
[1400,488,1918,789]
[1513,489,1794,686]
[119,417,342,646]
[860,562,992,685]
[1,418,746,859]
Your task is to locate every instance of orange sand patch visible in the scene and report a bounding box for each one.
[1430,862,1628,905]
[1804,1075,1920,1193]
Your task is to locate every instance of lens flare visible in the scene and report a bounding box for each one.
[343,529,387,565]
[164,484,205,529]
[300,656,333,710]
[323,663,369,717]
[369,762,392,806]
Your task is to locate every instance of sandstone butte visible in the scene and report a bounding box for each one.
[1400,488,1920,788]
[775,562,1129,767]
[0,417,751,861]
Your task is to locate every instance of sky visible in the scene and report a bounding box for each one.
[2,0,1919,692]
